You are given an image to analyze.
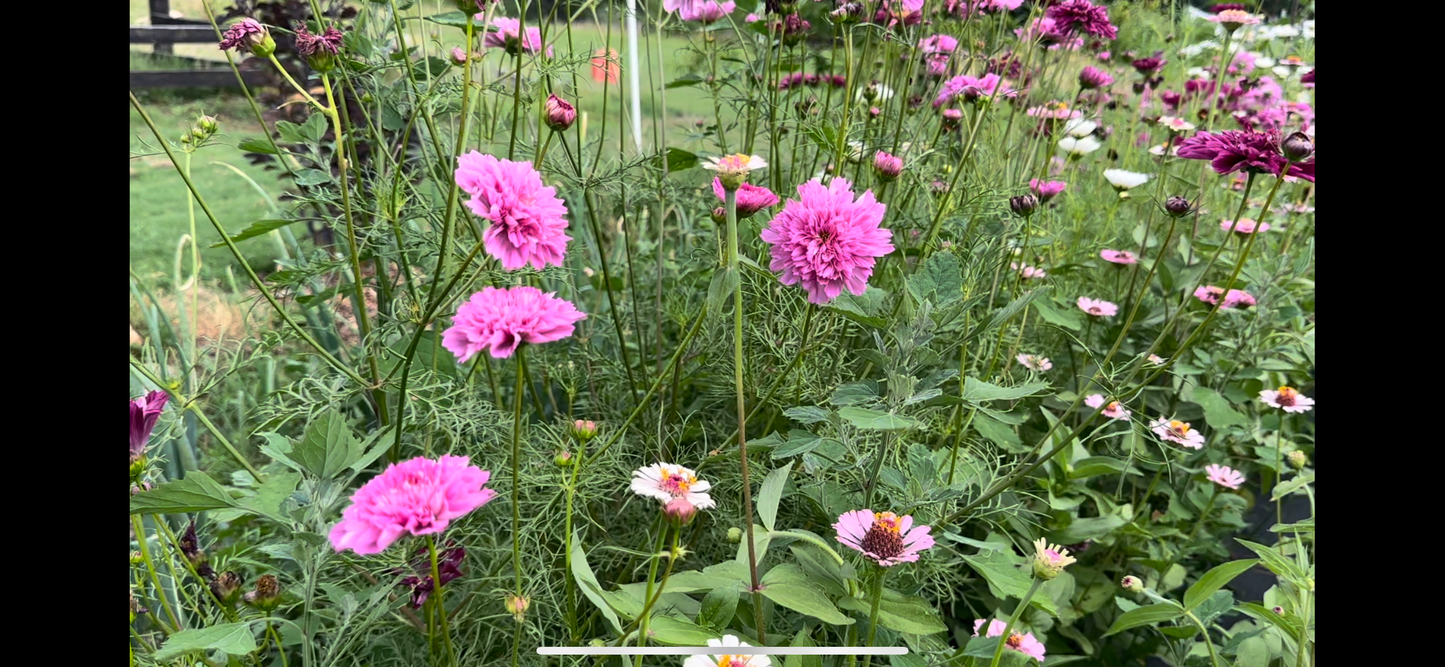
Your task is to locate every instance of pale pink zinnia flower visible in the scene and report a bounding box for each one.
[760,177,894,305]
[1259,385,1313,413]
[1208,9,1261,31]
[1077,297,1118,317]
[834,509,934,566]
[441,286,586,362]
[712,178,778,219]
[1085,394,1131,420]
[1222,289,1256,309]
[1204,463,1245,490]
[1100,249,1137,265]
[971,619,1047,661]
[329,455,498,555]
[682,635,770,667]
[630,462,716,509]
[1017,354,1052,372]
[1221,218,1269,235]
[1027,100,1082,120]
[1150,417,1206,449]
[455,152,571,270]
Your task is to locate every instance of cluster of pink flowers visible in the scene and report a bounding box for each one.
[1027,101,1082,120]
[834,510,934,567]
[329,455,497,555]
[760,177,894,305]
[1011,262,1047,280]
[934,73,1017,108]
[442,286,587,361]
[778,72,847,91]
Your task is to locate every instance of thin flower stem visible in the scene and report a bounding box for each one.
[562,434,588,644]
[719,304,816,449]
[1275,417,1285,526]
[129,92,368,388]
[132,515,182,632]
[428,535,457,666]
[266,622,290,667]
[633,524,678,667]
[987,576,1043,667]
[859,568,887,667]
[511,348,527,667]
[1183,607,1222,667]
[727,188,767,643]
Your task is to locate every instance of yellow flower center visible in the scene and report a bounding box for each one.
[660,468,695,495]
[1169,420,1191,436]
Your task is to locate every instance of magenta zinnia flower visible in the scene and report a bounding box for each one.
[1046,0,1118,40]
[1078,66,1114,89]
[442,286,586,362]
[713,178,779,219]
[455,152,571,270]
[329,455,497,555]
[481,16,552,56]
[760,177,894,305]
[1204,464,1245,490]
[972,619,1047,661]
[834,510,934,566]
[1177,130,1315,183]
[130,390,170,460]
[1029,179,1068,201]
[1077,297,1118,317]
[1100,249,1137,265]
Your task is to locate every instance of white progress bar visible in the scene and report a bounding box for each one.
[538,648,908,656]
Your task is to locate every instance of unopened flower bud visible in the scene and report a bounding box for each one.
[830,3,862,23]
[197,115,219,134]
[711,207,727,224]
[243,574,281,612]
[546,95,578,132]
[554,450,574,467]
[1273,605,1285,615]
[664,497,697,526]
[130,551,145,566]
[727,527,742,544]
[1280,132,1313,162]
[505,594,531,621]
[1121,575,1144,593]
[1164,195,1192,217]
[873,151,903,182]
[1009,194,1039,218]
[869,106,882,118]
[1287,450,1307,470]
[568,420,598,443]
[941,108,962,131]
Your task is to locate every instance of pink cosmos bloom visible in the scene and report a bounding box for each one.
[1027,101,1082,120]
[834,509,934,567]
[329,455,497,555]
[1223,289,1256,309]
[760,177,894,305]
[745,12,761,23]
[1085,394,1131,420]
[1204,464,1245,490]
[1177,130,1315,182]
[934,73,1015,107]
[630,462,716,509]
[926,53,951,77]
[1029,179,1068,201]
[1150,417,1206,449]
[1078,66,1114,89]
[712,178,778,219]
[668,0,735,23]
[1221,218,1269,235]
[1017,354,1052,372]
[972,619,1047,661]
[1047,0,1119,40]
[920,34,959,54]
[1194,285,1226,305]
[1259,386,1314,413]
[455,152,571,270]
[441,286,586,362]
[1077,297,1118,317]
[130,390,169,460]
[1100,249,1137,265]
[481,16,552,57]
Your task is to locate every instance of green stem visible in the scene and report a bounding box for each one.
[131,515,182,632]
[987,577,1043,667]
[633,524,678,666]
[129,360,265,481]
[511,349,527,600]
[266,622,289,667]
[727,188,767,643]
[129,92,367,387]
[859,568,887,667]
[428,535,456,666]
[1184,608,1222,667]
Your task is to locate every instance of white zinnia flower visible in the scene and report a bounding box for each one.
[630,463,716,509]
[1062,117,1098,138]
[683,635,771,667]
[1103,169,1150,193]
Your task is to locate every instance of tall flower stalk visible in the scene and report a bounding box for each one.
[726,185,767,642]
